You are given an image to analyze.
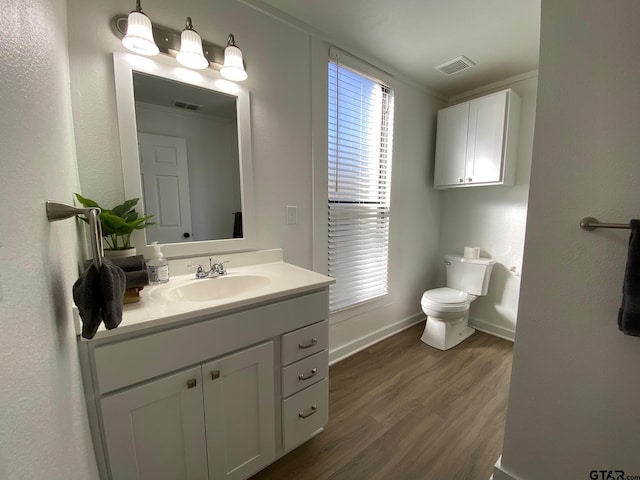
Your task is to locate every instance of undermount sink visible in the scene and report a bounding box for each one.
[154,274,271,303]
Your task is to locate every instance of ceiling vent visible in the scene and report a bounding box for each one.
[173,100,200,111]
[435,55,475,76]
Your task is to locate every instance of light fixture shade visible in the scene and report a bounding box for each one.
[122,10,159,56]
[176,18,209,70]
[220,34,248,81]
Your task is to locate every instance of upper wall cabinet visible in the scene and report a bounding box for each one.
[434,89,521,189]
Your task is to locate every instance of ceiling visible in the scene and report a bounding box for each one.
[258,0,540,96]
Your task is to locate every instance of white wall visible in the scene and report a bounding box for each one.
[68,0,315,267]
[0,1,99,478]
[495,1,640,479]
[67,0,445,360]
[438,75,537,341]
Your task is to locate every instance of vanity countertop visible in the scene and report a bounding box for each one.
[78,261,333,341]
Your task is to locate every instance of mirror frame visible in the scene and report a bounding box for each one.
[113,52,255,259]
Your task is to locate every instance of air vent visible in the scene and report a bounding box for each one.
[173,100,200,111]
[435,55,476,76]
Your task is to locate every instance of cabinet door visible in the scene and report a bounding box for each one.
[434,102,470,187]
[101,366,208,480]
[466,91,508,184]
[203,342,276,480]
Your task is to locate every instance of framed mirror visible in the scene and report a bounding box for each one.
[113,52,255,259]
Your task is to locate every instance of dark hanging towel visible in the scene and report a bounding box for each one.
[618,219,640,336]
[233,211,243,238]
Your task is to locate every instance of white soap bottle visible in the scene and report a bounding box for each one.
[148,242,169,284]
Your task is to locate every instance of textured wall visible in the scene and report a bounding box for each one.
[496,1,640,478]
[0,0,99,478]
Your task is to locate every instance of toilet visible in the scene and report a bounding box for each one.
[420,254,495,350]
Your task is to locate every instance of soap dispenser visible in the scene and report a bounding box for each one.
[148,241,169,284]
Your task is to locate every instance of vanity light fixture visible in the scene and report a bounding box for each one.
[220,34,248,82]
[121,0,159,56]
[176,17,209,70]
[112,12,248,80]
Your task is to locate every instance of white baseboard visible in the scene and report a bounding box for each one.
[493,456,525,480]
[328,314,424,365]
[469,317,515,342]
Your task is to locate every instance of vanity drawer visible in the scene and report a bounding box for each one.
[282,378,328,451]
[281,350,328,398]
[281,320,328,366]
[93,291,328,394]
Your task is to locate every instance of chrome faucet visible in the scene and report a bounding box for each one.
[187,258,229,278]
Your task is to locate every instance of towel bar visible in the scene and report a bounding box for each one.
[46,201,104,270]
[580,217,631,231]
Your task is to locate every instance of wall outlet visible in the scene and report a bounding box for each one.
[286,205,297,225]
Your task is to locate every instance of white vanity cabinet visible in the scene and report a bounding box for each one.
[434,89,520,188]
[79,287,330,480]
[100,342,275,480]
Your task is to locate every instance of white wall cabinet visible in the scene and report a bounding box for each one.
[434,89,520,188]
[79,289,330,480]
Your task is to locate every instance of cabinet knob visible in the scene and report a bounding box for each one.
[457,177,464,183]
[298,404,318,419]
[187,379,197,389]
[467,177,473,182]
[210,370,220,380]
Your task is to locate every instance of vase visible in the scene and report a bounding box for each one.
[103,247,137,259]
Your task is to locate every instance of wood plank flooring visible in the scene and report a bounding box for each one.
[252,322,513,480]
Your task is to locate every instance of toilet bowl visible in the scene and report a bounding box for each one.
[420,288,477,350]
[420,254,495,350]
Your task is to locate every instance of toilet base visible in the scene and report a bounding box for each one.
[420,316,475,350]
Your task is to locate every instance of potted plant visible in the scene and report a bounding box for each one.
[74,193,155,257]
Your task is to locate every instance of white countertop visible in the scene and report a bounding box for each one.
[78,261,334,341]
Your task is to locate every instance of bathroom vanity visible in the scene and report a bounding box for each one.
[77,253,333,480]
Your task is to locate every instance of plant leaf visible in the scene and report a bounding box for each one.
[111,198,139,217]
[74,193,100,208]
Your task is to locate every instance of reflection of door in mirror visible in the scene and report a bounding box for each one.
[133,72,242,243]
[138,133,192,244]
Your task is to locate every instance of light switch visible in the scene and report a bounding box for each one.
[286,205,298,225]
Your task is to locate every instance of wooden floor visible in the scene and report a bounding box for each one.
[252,322,513,480]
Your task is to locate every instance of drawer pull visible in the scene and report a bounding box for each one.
[298,338,318,349]
[210,370,220,380]
[298,405,318,419]
[298,368,318,381]
[187,379,197,389]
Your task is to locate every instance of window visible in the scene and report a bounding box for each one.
[328,54,394,312]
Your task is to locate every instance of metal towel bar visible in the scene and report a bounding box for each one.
[580,217,631,231]
[46,201,104,270]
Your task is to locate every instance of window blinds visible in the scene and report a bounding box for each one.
[328,58,394,312]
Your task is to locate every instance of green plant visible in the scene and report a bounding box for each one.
[74,193,156,250]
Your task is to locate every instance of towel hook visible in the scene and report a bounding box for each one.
[46,201,104,270]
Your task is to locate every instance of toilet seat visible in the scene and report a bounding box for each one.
[421,287,470,313]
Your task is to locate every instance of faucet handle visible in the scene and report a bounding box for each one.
[212,260,230,275]
[187,263,207,278]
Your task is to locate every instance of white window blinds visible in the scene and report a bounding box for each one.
[328,55,395,312]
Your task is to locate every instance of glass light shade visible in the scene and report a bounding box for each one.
[122,11,159,56]
[220,45,248,81]
[176,28,209,70]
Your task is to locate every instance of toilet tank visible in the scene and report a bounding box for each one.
[444,254,496,296]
